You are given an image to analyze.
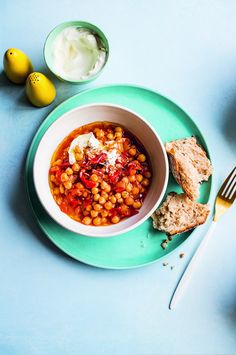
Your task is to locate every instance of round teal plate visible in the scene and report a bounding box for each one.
[25,85,212,269]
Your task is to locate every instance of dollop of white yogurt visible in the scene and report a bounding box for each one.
[68,133,101,164]
[52,27,106,81]
[105,149,119,166]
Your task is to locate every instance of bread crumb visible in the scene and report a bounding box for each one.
[161,240,168,249]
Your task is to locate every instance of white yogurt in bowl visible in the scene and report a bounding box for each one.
[44,21,109,83]
[52,27,106,81]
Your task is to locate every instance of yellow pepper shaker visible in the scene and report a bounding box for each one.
[26,72,56,107]
[3,48,33,84]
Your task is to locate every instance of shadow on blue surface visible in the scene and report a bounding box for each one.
[222,99,236,149]
[8,148,95,270]
[227,295,236,326]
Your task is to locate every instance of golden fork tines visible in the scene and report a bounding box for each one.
[214,167,236,222]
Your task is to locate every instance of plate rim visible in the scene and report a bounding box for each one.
[25,83,213,269]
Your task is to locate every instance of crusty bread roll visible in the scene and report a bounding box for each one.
[165,137,212,201]
[152,192,210,236]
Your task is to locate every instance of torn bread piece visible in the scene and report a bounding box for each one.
[165,137,212,200]
[152,192,210,236]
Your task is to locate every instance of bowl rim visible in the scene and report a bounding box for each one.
[33,102,169,237]
[43,20,110,84]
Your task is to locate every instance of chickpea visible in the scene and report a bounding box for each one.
[65,167,73,175]
[111,216,120,224]
[96,129,105,139]
[136,174,143,182]
[93,217,102,226]
[61,173,69,182]
[129,147,136,156]
[125,196,134,206]
[92,187,99,195]
[140,187,145,193]
[93,193,100,201]
[91,174,98,182]
[75,152,83,161]
[137,154,146,162]
[109,195,117,204]
[53,187,60,195]
[53,159,62,166]
[76,182,84,189]
[115,132,122,139]
[101,191,109,199]
[145,171,151,178]
[104,185,111,193]
[133,201,142,209]
[104,201,113,210]
[82,216,92,225]
[94,204,102,211]
[101,210,108,218]
[100,181,108,190]
[101,217,108,225]
[129,169,136,176]
[50,175,56,182]
[72,163,80,172]
[122,177,129,184]
[99,196,106,205]
[117,198,124,204]
[59,184,65,194]
[107,133,114,140]
[74,145,81,153]
[129,175,136,182]
[120,204,128,214]
[116,181,126,191]
[83,191,88,198]
[115,192,121,199]
[142,178,150,186]
[64,181,72,189]
[126,183,133,192]
[115,126,123,132]
[86,205,92,212]
[70,175,77,183]
[122,191,129,199]
[132,187,140,195]
[57,197,62,205]
[123,140,131,151]
[91,210,98,218]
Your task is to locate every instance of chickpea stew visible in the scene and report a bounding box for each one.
[49,122,152,226]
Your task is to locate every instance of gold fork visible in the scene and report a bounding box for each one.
[170,167,236,310]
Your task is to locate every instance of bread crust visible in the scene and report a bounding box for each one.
[167,151,199,200]
[165,137,212,201]
[166,212,209,236]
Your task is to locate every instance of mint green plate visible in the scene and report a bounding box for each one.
[25,84,212,269]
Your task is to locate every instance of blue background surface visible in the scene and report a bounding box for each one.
[0,1,236,354]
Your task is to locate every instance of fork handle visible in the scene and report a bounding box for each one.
[169,221,217,310]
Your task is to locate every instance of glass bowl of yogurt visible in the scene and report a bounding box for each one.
[44,21,109,84]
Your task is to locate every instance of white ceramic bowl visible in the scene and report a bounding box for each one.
[33,103,169,237]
